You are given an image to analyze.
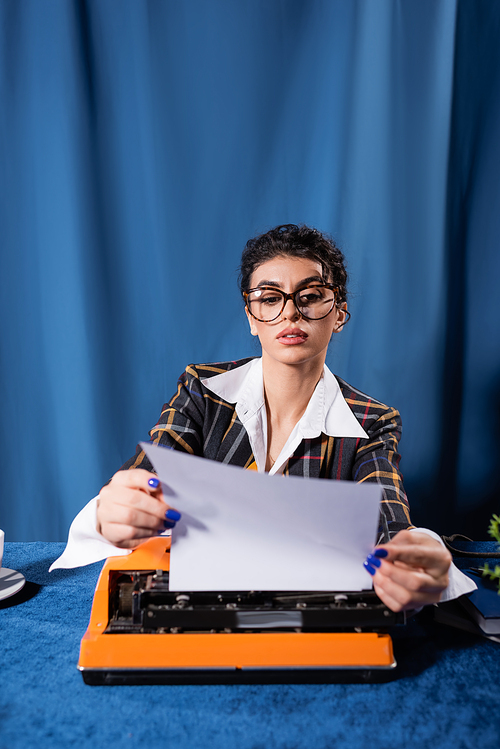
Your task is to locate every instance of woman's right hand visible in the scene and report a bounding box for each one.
[96,468,181,548]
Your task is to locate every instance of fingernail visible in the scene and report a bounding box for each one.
[164,519,176,529]
[165,509,181,521]
[148,477,160,488]
[374,548,388,558]
[366,554,381,568]
[363,560,376,576]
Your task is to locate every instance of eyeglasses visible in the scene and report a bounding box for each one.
[244,284,343,323]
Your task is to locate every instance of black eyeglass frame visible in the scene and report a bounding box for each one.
[243,283,351,325]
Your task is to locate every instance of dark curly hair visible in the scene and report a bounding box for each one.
[238,224,348,305]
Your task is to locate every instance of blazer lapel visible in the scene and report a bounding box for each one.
[215,413,255,470]
[286,435,336,479]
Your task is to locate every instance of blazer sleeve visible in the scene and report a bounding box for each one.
[352,406,413,541]
[118,365,206,473]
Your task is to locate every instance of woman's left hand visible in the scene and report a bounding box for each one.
[363,530,452,612]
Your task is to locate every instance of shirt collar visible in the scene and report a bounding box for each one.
[201,358,368,439]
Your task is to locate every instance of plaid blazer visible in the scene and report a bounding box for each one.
[120,358,413,542]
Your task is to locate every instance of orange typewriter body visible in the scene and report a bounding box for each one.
[78,537,398,685]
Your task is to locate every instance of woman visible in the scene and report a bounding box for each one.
[53,225,474,611]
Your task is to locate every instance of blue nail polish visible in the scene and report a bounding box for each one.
[165,509,181,522]
[148,477,160,488]
[374,548,388,558]
[366,554,381,568]
[363,560,376,576]
[164,519,176,529]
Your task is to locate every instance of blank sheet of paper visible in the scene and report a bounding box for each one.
[141,443,382,592]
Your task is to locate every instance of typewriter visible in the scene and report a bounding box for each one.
[78,537,404,685]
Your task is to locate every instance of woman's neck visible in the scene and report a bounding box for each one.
[262,355,325,469]
[262,355,325,419]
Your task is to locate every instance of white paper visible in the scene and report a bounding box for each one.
[141,443,382,592]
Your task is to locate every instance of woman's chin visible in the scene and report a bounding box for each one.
[262,345,325,368]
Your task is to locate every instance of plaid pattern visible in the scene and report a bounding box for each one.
[120,358,413,542]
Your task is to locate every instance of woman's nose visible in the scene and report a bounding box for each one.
[281,297,300,320]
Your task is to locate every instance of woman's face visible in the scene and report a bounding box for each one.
[245,256,347,368]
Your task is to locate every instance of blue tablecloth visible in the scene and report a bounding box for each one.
[1,542,499,749]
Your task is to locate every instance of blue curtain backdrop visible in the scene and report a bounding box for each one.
[1,0,499,541]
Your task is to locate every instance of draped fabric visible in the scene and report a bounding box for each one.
[1,0,499,541]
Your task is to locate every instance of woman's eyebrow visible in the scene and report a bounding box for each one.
[255,275,324,289]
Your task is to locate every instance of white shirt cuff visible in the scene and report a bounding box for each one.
[49,497,132,571]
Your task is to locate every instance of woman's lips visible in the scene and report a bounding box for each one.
[276,328,308,345]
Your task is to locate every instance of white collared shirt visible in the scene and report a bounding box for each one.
[201,358,367,475]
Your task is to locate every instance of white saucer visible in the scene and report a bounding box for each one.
[0,567,26,601]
